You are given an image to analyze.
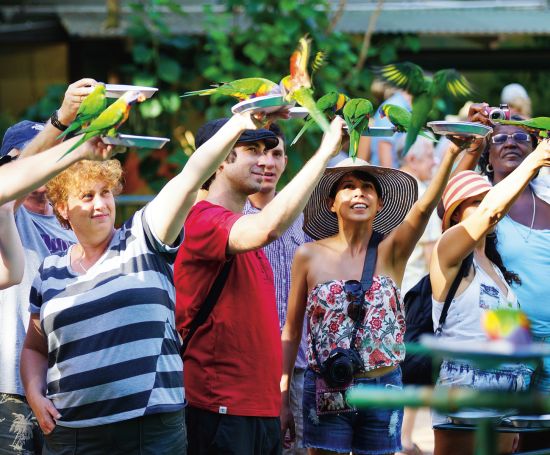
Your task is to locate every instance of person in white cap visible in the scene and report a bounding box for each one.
[501,83,532,118]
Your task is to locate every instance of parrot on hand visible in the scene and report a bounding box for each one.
[381,104,437,142]
[482,308,532,346]
[375,62,472,155]
[342,98,374,159]
[180,78,278,101]
[280,35,330,134]
[496,117,550,138]
[57,90,146,161]
[290,91,348,146]
[56,83,107,140]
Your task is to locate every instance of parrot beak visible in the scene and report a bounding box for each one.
[379,108,387,119]
[125,91,147,105]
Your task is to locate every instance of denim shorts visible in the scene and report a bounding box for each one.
[432,359,532,426]
[531,334,550,393]
[302,367,403,454]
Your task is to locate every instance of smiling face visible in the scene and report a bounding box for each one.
[222,140,269,195]
[488,124,534,182]
[257,137,287,194]
[329,172,382,224]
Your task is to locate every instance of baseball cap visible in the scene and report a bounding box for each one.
[194,118,278,150]
[0,120,44,157]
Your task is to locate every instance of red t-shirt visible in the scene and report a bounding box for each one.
[175,201,282,417]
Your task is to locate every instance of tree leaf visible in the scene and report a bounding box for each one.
[132,44,154,64]
[139,98,163,118]
[159,92,181,113]
[157,55,182,83]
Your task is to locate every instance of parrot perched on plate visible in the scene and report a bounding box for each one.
[290,91,348,146]
[342,98,374,159]
[375,62,472,155]
[57,83,107,140]
[482,308,532,346]
[57,90,146,160]
[180,78,278,102]
[280,36,330,134]
[496,117,550,138]
[381,104,437,143]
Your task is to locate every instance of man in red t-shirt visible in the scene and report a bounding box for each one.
[175,113,344,454]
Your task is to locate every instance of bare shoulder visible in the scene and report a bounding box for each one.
[295,237,334,261]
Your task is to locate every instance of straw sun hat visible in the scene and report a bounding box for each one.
[303,158,418,240]
[441,170,493,231]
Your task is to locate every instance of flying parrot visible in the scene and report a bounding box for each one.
[290,91,348,146]
[57,90,146,161]
[342,98,374,159]
[280,35,330,134]
[381,104,437,142]
[56,83,107,140]
[482,308,532,345]
[180,78,278,101]
[496,117,550,138]
[375,62,472,155]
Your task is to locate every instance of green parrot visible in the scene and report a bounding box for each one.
[290,91,348,146]
[58,90,146,161]
[180,78,278,101]
[376,62,472,155]
[342,98,374,159]
[57,83,107,140]
[381,104,437,142]
[496,117,550,138]
[280,36,330,134]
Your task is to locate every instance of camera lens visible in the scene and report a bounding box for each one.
[329,358,354,386]
[489,109,505,120]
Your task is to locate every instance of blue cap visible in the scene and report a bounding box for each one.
[0,120,44,157]
[195,118,278,150]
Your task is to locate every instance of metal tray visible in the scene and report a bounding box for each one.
[362,126,396,137]
[231,95,294,115]
[427,121,492,138]
[102,134,170,149]
[288,107,309,119]
[502,415,550,428]
[105,84,158,99]
[448,410,505,426]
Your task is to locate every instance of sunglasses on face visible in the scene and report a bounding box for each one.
[491,132,530,144]
[344,280,366,322]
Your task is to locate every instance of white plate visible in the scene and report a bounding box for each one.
[428,121,492,139]
[363,126,396,137]
[105,84,158,99]
[231,95,294,115]
[288,107,309,119]
[102,134,169,149]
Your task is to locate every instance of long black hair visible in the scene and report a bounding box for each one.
[485,232,521,286]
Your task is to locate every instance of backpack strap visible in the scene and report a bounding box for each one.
[180,258,234,355]
[435,252,474,335]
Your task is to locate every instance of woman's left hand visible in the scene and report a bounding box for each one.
[79,137,116,161]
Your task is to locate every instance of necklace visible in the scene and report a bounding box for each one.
[76,246,88,273]
[507,188,536,243]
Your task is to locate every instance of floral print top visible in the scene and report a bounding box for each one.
[306,276,406,372]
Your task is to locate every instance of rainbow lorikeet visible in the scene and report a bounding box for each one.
[343,98,374,159]
[180,78,278,102]
[57,90,146,161]
[376,62,472,155]
[381,104,437,143]
[497,117,550,138]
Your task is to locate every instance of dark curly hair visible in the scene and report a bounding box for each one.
[485,232,521,285]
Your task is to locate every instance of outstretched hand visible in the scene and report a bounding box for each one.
[531,137,550,168]
[319,116,346,158]
[467,102,492,126]
[447,135,485,155]
[57,78,98,126]
[79,136,116,161]
[235,109,291,131]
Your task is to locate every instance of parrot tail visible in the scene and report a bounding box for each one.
[418,129,438,142]
[402,125,421,157]
[56,134,87,162]
[180,88,216,98]
[294,90,330,133]
[349,129,360,160]
[56,121,82,140]
[290,119,314,146]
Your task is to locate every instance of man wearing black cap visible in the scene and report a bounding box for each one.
[175,114,344,454]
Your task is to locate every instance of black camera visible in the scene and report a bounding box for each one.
[487,104,511,121]
[320,347,364,388]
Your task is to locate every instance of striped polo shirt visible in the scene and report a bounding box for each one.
[29,207,184,428]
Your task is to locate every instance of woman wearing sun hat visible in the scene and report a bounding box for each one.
[429,139,550,455]
[280,142,464,454]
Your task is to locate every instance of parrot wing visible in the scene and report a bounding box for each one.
[499,117,550,132]
[57,84,107,139]
[292,88,330,133]
[432,69,473,98]
[374,62,426,96]
[290,92,341,146]
[383,104,411,131]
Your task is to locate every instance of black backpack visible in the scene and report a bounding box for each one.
[401,253,473,385]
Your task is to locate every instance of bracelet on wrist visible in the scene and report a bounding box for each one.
[50,110,69,131]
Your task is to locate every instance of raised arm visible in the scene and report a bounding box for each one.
[0,202,24,289]
[280,244,311,442]
[146,112,283,245]
[388,143,462,278]
[0,136,114,205]
[227,117,344,254]
[18,79,97,160]
[431,139,550,298]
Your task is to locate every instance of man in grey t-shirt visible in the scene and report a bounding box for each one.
[0,79,94,453]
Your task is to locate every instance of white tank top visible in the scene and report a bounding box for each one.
[432,259,518,342]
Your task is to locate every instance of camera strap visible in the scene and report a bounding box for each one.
[310,231,383,373]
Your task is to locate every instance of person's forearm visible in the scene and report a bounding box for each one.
[281,327,302,397]
[0,136,89,205]
[146,115,249,245]
[0,204,24,289]
[18,122,66,160]
[20,347,49,403]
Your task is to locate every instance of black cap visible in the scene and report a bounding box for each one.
[195,118,279,150]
